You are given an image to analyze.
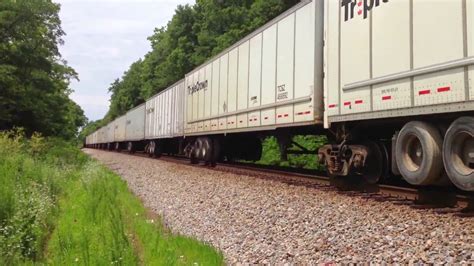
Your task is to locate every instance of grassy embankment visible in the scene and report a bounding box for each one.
[0,130,223,265]
[257,135,327,171]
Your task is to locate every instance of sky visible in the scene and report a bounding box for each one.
[57,0,195,121]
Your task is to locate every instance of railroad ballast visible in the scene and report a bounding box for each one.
[86,0,474,192]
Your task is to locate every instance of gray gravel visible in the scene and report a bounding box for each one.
[84,149,474,264]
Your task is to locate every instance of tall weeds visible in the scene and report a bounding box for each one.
[0,130,223,265]
[0,130,86,263]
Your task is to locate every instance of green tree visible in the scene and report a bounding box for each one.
[107,60,146,120]
[0,0,86,139]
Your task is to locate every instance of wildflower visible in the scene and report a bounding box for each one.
[75,258,79,262]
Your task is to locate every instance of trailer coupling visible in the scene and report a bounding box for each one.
[318,143,369,176]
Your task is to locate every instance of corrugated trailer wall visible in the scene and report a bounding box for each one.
[114,116,126,142]
[125,104,145,141]
[106,123,115,143]
[184,0,324,136]
[109,120,116,143]
[102,127,107,143]
[95,129,100,144]
[469,0,474,98]
[93,131,98,144]
[98,127,104,144]
[324,0,474,126]
[145,80,185,139]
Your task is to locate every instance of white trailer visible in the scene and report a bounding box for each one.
[184,0,324,136]
[114,115,127,143]
[106,123,115,144]
[319,0,474,190]
[97,127,105,144]
[145,80,185,139]
[92,131,98,145]
[122,103,146,152]
[324,0,474,125]
[143,80,186,156]
[125,104,145,141]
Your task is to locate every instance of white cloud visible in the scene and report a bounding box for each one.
[57,0,195,121]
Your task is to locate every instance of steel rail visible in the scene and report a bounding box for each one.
[87,149,473,215]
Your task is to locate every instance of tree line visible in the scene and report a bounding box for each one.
[0,0,86,140]
[80,0,300,140]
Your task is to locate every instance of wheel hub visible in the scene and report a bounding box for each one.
[452,131,474,176]
[405,134,423,172]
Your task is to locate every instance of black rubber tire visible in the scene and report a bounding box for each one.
[115,142,121,152]
[378,141,391,180]
[195,138,204,161]
[395,121,444,186]
[190,141,199,164]
[362,141,384,184]
[201,137,213,162]
[127,142,134,154]
[443,117,474,191]
[189,139,202,163]
[147,141,153,157]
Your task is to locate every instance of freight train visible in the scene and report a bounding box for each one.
[86,0,474,192]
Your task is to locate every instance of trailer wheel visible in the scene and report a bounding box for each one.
[190,139,202,164]
[127,142,134,154]
[148,141,162,158]
[190,144,199,164]
[146,141,152,157]
[443,117,474,191]
[362,141,384,184]
[200,137,213,163]
[115,142,121,152]
[395,121,444,185]
[147,141,154,157]
[195,138,204,160]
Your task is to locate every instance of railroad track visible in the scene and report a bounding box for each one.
[95,149,474,218]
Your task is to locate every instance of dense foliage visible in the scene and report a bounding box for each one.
[0,130,89,263]
[0,0,86,139]
[258,136,327,170]
[0,130,223,264]
[82,0,299,135]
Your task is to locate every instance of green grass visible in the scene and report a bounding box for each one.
[0,130,224,265]
[47,161,223,265]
